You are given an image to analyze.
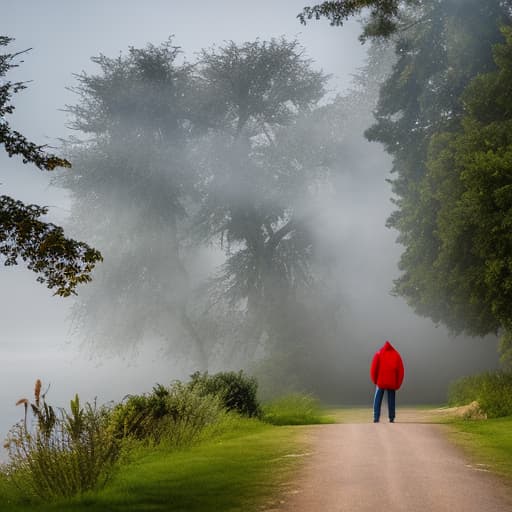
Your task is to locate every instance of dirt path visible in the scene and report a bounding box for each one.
[265,409,512,512]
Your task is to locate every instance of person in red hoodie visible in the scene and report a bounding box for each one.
[370,340,404,423]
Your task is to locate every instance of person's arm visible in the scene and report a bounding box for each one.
[397,354,405,389]
[370,353,379,385]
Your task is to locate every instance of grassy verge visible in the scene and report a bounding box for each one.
[0,415,304,512]
[446,416,512,479]
[262,394,335,425]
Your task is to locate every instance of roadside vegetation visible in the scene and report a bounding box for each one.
[0,373,331,511]
[444,370,512,480]
[448,370,512,418]
[263,393,334,425]
[448,416,512,480]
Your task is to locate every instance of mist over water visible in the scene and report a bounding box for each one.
[0,1,501,461]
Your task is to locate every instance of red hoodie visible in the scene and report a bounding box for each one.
[370,341,404,390]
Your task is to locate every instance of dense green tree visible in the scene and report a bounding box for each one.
[369,1,511,339]
[297,0,512,370]
[60,40,205,359]
[302,1,512,352]
[0,35,101,296]
[407,27,512,358]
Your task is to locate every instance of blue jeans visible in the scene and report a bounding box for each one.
[373,387,396,422]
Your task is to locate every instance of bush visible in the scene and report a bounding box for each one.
[110,381,224,446]
[262,393,332,425]
[109,384,170,440]
[189,371,262,418]
[448,371,512,418]
[4,386,119,501]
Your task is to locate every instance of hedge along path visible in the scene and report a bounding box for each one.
[263,408,512,512]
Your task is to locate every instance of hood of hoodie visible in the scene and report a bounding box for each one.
[382,340,393,351]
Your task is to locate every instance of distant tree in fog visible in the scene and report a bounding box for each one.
[59,34,387,375]
[60,40,206,363]
[0,35,101,296]
[192,39,332,357]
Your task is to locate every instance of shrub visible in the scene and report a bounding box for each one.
[262,393,332,425]
[109,384,169,440]
[4,383,119,501]
[448,371,512,418]
[189,371,262,418]
[109,381,224,446]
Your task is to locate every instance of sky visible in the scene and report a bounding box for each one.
[0,0,501,452]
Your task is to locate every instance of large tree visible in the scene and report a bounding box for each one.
[410,26,512,359]
[0,36,101,296]
[367,1,512,342]
[192,38,331,359]
[302,1,512,353]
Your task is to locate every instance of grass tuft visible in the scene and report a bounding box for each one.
[262,393,334,425]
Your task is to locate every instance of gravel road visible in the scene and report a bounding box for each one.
[266,410,512,512]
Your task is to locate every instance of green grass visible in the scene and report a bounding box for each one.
[447,416,512,479]
[262,393,335,425]
[0,415,304,512]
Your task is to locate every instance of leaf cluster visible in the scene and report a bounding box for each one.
[0,195,102,296]
[298,0,403,40]
[0,35,102,295]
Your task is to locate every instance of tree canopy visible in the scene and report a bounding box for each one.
[60,37,346,370]
[299,0,403,40]
[402,26,512,355]
[368,0,512,341]
[0,35,101,296]
[302,0,512,357]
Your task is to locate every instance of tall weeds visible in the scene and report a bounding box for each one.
[110,380,224,447]
[4,383,119,501]
[2,372,262,504]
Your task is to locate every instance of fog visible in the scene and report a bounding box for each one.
[0,1,500,455]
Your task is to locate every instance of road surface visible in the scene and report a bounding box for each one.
[265,409,512,512]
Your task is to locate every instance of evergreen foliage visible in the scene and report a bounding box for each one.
[304,1,512,354]
[389,20,512,354]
